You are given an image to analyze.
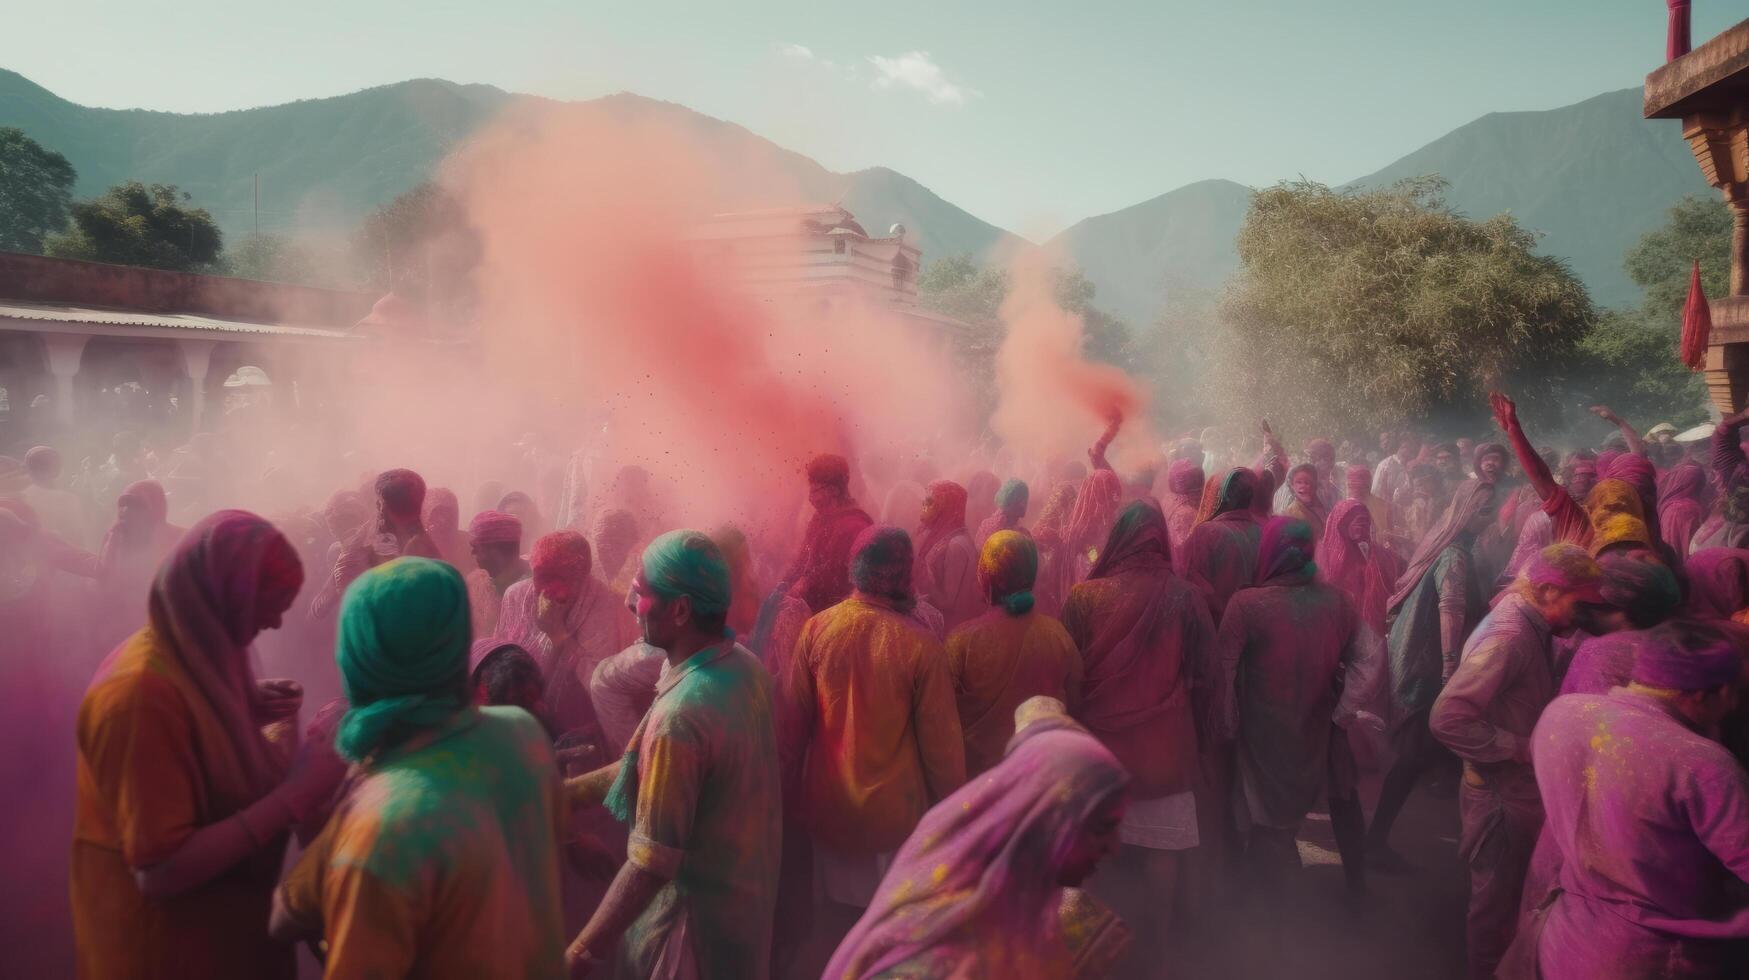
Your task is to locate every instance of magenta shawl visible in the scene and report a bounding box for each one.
[1318,499,1400,635]
[1683,548,1749,619]
[824,723,1128,979]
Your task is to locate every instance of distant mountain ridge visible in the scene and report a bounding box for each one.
[0,71,1723,320]
[0,69,1020,269]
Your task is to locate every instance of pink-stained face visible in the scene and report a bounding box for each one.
[807,481,838,512]
[533,566,579,605]
[1058,791,1127,887]
[630,573,678,648]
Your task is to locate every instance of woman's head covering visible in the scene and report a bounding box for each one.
[422,487,460,532]
[995,478,1030,521]
[1194,467,1257,525]
[638,529,732,624]
[1684,549,1749,619]
[1165,460,1204,503]
[806,453,851,491]
[1597,555,1681,629]
[1087,499,1171,580]
[979,530,1039,616]
[1031,483,1080,546]
[921,480,969,532]
[1659,461,1709,512]
[1319,499,1373,585]
[335,557,471,762]
[823,699,1129,980]
[468,510,524,547]
[140,510,302,803]
[1591,512,1653,556]
[851,525,917,611]
[119,479,170,526]
[1065,470,1123,554]
[530,530,592,600]
[1256,517,1317,586]
[1585,478,1646,523]
[1389,478,1496,611]
[1602,454,1658,509]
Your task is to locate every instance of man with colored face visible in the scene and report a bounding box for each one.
[464,510,528,639]
[495,531,629,737]
[563,531,780,980]
[1430,543,1610,980]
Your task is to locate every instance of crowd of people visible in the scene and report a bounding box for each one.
[6,392,1749,979]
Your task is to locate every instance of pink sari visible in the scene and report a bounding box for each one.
[825,718,1129,979]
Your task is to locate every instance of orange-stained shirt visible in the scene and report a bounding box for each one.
[784,595,966,853]
[946,609,1084,776]
[277,707,567,980]
[71,628,294,980]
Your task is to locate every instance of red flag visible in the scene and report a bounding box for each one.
[1681,258,1711,371]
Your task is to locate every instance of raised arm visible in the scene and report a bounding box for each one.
[1590,405,1647,458]
[1712,407,1749,493]
[1491,392,1559,503]
[1088,412,1122,473]
[1254,419,1288,484]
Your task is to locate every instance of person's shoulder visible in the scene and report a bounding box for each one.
[477,704,553,746]
[82,630,186,720]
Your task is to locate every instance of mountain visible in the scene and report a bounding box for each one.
[1342,87,1711,309]
[1047,178,1253,326]
[0,69,1020,267]
[1053,87,1716,325]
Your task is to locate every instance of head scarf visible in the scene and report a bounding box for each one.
[1684,549,1749,619]
[995,478,1030,521]
[1597,555,1681,629]
[919,480,970,562]
[530,530,593,594]
[824,707,1129,980]
[1195,467,1257,525]
[423,487,460,532]
[1251,469,1277,523]
[335,557,471,762]
[1632,620,1745,691]
[1256,517,1317,586]
[468,509,524,547]
[1087,499,1171,580]
[134,510,302,804]
[1520,543,1607,603]
[1166,460,1204,501]
[1318,499,1395,633]
[1389,478,1495,611]
[980,530,1039,615]
[851,525,917,612]
[23,445,59,479]
[591,508,642,570]
[1032,483,1080,547]
[638,529,732,622]
[1064,470,1123,556]
[806,453,851,490]
[100,479,180,570]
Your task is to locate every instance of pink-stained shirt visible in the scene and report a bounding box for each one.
[918,529,983,633]
[1527,689,1749,978]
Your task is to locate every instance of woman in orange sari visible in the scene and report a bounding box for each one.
[71,511,347,979]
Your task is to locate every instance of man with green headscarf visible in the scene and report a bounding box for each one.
[271,557,567,978]
[564,530,780,979]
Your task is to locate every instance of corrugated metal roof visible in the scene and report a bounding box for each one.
[0,302,355,339]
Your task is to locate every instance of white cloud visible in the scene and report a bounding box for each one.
[778,41,843,74]
[867,51,976,106]
[780,42,815,62]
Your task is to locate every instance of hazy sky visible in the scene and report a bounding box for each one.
[2,0,1733,235]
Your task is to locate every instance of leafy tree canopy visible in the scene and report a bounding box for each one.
[44,181,222,272]
[0,127,76,253]
[221,232,322,285]
[1216,177,1595,440]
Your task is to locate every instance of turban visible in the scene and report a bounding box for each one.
[1166,459,1204,497]
[806,453,851,489]
[23,445,59,476]
[335,557,471,761]
[995,478,1029,519]
[1591,513,1652,557]
[851,525,916,610]
[531,531,593,595]
[469,510,524,547]
[1632,620,1744,692]
[639,529,732,619]
[978,530,1038,615]
[1597,555,1681,629]
[1524,543,1606,603]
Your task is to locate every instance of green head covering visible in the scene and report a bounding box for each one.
[639,529,732,621]
[335,557,472,762]
[995,477,1029,518]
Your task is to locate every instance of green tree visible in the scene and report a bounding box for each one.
[1562,195,1722,427]
[0,127,77,253]
[351,182,479,313]
[44,181,222,272]
[1052,268,1135,371]
[222,232,320,284]
[917,252,1009,329]
[1216,177,1595,439]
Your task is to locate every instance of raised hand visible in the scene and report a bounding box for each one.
[1589,405,1621,425]
[1489,391,1517,433]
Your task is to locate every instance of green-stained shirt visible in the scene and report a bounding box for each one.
[280,706,567,979]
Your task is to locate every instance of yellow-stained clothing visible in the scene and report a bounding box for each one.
[946,609,1084,776]
[785,595,966,853]
[71,628,294,980]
